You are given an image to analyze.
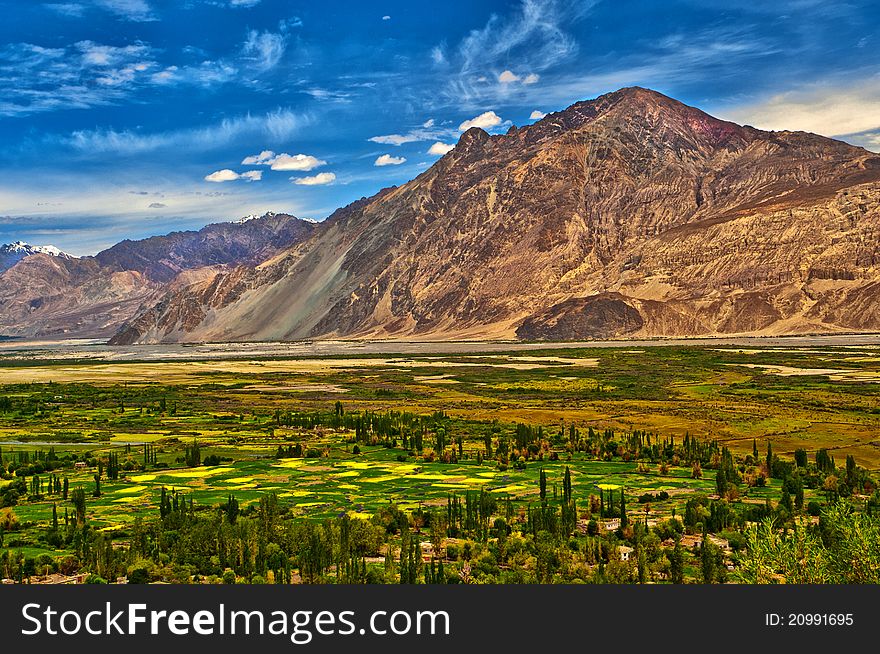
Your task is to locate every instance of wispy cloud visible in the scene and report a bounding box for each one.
[241,29,287,72]
[515,25,784,109]
[45,3,86,18]
[94,0,158,22]
[368,121,454,146]
[0,40,160,115]
[456,0,592,75]
[529,110,546,120]
[61,108,310,154]
[432,0,594,106]
[0,18,297,117]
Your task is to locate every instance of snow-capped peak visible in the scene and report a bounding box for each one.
[233,211,277,224]
[0,241,71,273]
[1,241,69,257]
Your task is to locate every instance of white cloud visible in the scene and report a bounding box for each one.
[374,154,406,166]
[428,142,454,156]
[498,70,520,84]
[382,15,391,20]
[423,118,435,128]
[229,0,262,6]
[292,172,336,185]
[459,110,502,131]
[496,70,538,86]
[205,169,262,183]
[267,153,326,171]
[241,150,275,165]
[529,110,547,120]
[205,168,241,184]
[431,46,446,65]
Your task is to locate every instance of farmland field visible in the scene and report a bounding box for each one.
[1,337,879,584]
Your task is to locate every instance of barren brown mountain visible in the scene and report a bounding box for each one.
[101,87,880,343]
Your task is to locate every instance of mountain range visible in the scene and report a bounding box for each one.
[0,213,314,338]
[5,87,880,343]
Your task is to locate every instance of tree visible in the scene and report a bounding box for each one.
[562,467,572,503]
[779,485,793,514]
[716,468,728,496]
[539,468,547,503]
[128,568,150,584]
[71,487,87,526]
[669,537,684,584]
[700,532,716,584]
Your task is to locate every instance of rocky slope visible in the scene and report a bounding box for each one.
[111,87,880,344]
[0,213,314,338]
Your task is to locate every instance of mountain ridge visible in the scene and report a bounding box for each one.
[109,86,880,344]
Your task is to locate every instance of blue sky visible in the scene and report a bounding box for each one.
[1,0,878,255]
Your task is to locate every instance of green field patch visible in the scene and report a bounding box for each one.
[361,474,401,483]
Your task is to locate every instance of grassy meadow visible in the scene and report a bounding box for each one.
[1,340,878,583]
